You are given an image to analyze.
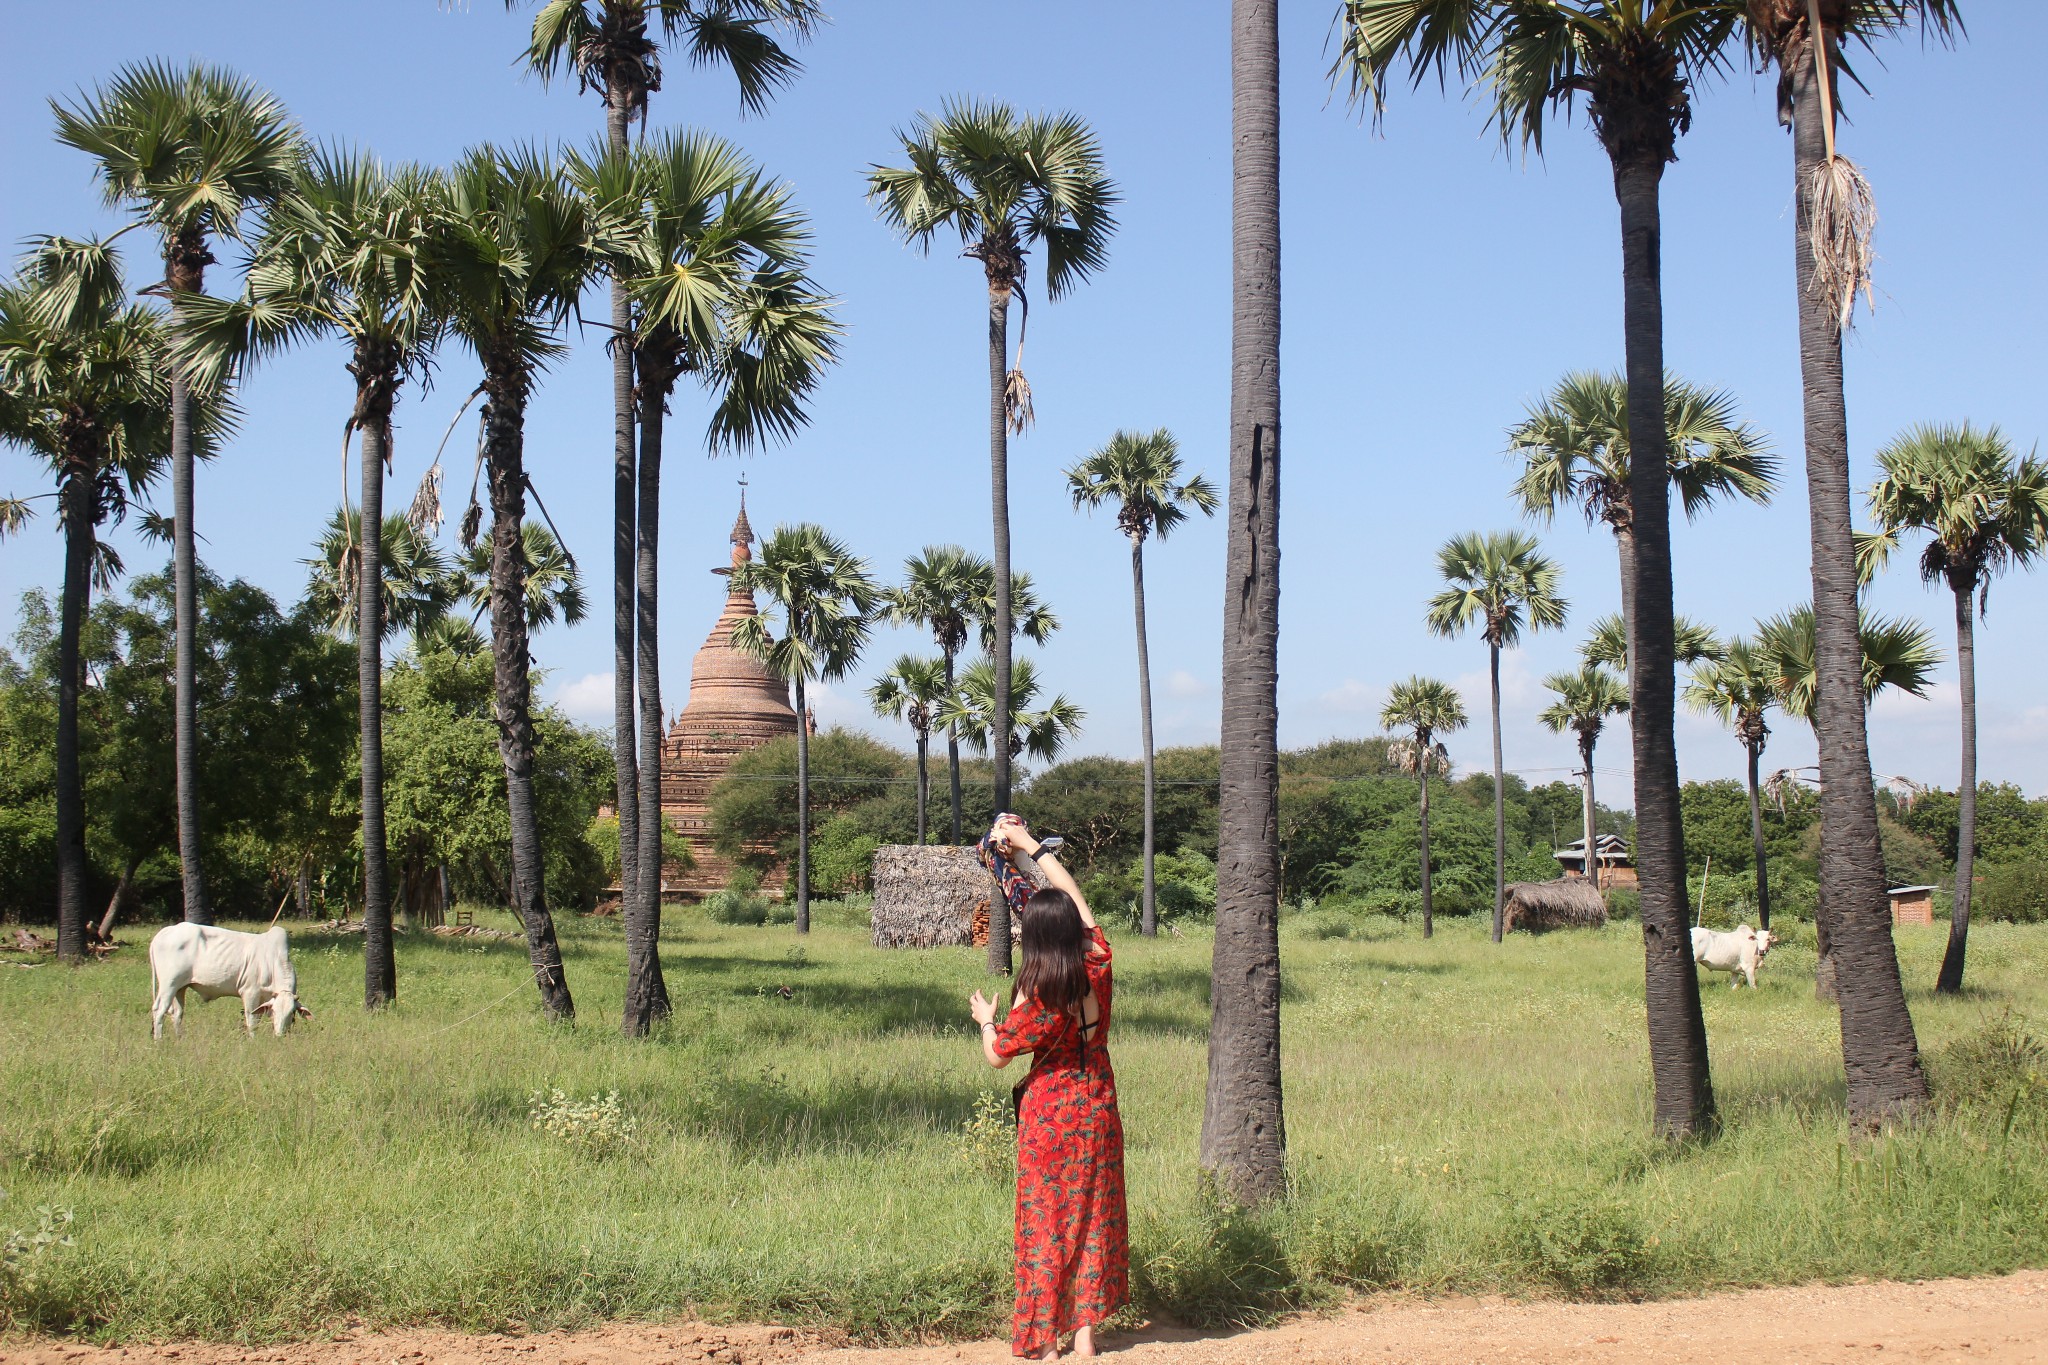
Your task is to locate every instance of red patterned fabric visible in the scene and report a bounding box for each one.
[991,926,1130,1356]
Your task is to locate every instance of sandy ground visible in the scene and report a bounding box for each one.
[5,1271,2046,1365]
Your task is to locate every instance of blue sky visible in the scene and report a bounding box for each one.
[4,2,2045,805]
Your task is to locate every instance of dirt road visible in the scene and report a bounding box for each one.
[4,1271,2044,1365]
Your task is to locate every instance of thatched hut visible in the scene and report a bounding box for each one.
[1503,878,1609,933]
[870,844,1042,949]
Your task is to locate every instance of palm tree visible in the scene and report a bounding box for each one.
[1583,611,1722,672]
[1379,676,1468,939]
[1066,428,1218,937]
[1539,663,1630,895]
[302,509,458,642]
[1862,423,2048,995]
[1735,0,1959,1127]
[572,130,839,1034]
[1511,371,1773,668]
[1202,0,1287,1208]
[435,144,594,1019]
[511,0,821,924]
[0,239,169,962]
[867,101,1118,824]
[730,523,878,933]
[1684,636,1780,929]
[1341,0,1734,1138]
[54,61,302,925]
[1757,602,1941,1001]
[181,149,445,1008]
[886,545,985,846]
[869,654,952,846]
[970,567,1060,655]
[456,520,587,633]
[935,655,1084,771]
[1424,531,1567,942]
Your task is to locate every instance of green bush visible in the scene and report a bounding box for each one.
[1135,1189,1303,1330]
[1503,1188,1660,1293]
[810,816,882,897]
[1930,1013,2046,1117]
[1977,862,2048,924]
[703,869,791,926]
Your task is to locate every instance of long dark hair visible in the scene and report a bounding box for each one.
[1014,887,1088,1015]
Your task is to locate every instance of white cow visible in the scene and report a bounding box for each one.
[148,923,311,1038]
[1690,923,1778,990]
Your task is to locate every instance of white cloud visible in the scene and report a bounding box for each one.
[550,671,614,729]
[1165,669,1209,699]
[1316,678,1380,713]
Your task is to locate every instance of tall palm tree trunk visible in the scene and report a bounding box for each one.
[1788,43,1926,1122]
[1488,641,1506,943]
[986,283,1015,975]
[607,89,640,918]
[1613,153,1715,1138]
[1936,582,1976,994]
[1418,768,1434,940]
[482,368,574,1019]
[1746,739,1772,931]
[1132,536,1159,937]
[624,375,672,1033]
[1613,525,1639,676]
[794,672,812,934]
[54,466,93,963]
[1581,735,1599,895]
[915,728,929,845]
[359,403,396,1007]
[168,231,211,924]
[1202,0,1286,1207]
[945,649,963,845]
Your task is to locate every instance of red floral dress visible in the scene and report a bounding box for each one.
[991,927,1130,1357]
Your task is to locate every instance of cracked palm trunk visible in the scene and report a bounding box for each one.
[795,672,812,935]
[946,649,964,846]
[1418,769,1434,939]
[1747,741,1773,931]
[1935,583,1976,994]
[169,240,211,925]
[1581,735,1599,896]
[1786,44,1925,1121]
[360,411,397,1007]
[1201,0,1286,1207]
[484,374,574,1020]
[1489,643,1505,943]
[1614,151,1715,1139]
[608,91,640,924]
[625,374,671,1033]
[1133,536,1158,937]
[986,281,1014,975]
[915,730,929,845]
[54,465,92,963]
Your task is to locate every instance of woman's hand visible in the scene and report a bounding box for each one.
[969,989,998,1027]
[992,814,1039,858]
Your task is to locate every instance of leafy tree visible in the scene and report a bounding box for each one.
[868,100,1118,825]
[1341,0,1734,1138]
[0,239,169,958]
[1015,756,1145,877]
[511,0,821,935]
[1539,664,1629,895]
[707,728,907,879]
[886,545,987,845]
[54,61,302,925]
[1685,637,1782,927]
[1583,611,1722,672]
[573,129,838,1031]
[936,656,1084,771]
[183,149,449,1004]
[1425,529,1567,941]
[730,523,878,932]
[455,521,586,633]
[302,510,458,642]
[1862,422,2048,993]
[867,654,949,845]
[1067,428,1217,935]
[1735,0,1960,1130]
[1380,676,1468,937]
[1898,783,2043,868]
[437,144,595,1018]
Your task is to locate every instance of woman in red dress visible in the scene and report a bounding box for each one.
[969,816,1129,1359]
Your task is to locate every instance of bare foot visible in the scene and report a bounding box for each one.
[1073,1325,1097,1357]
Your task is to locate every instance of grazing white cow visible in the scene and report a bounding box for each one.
[1690,923,1778,990]
[148,923,310,1038]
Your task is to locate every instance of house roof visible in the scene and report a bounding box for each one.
[1887,885,1938,895]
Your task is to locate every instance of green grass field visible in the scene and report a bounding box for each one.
[2,905,2044,1343]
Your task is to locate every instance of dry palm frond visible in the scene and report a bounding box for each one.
[332,540,361,633]
[1807,153,1876,334]
[459,498,483,552]
[406,459,444,534]
[1004,366,1035,435]
[0,497,32,538]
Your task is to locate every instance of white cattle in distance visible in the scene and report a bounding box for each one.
[1690,924,1779,990]
[148,923,311,1038]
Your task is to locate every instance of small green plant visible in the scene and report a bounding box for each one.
[1933,1012,2046,1118]
[706,868,786,926]
[528,1089,638,1157]
[1,1191,76,1311]
[955,1090,1015,1181]
[1137,1184,1302,1329]
[1503,1188,1658,1293]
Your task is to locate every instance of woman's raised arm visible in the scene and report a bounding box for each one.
[998,817,1095,930]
